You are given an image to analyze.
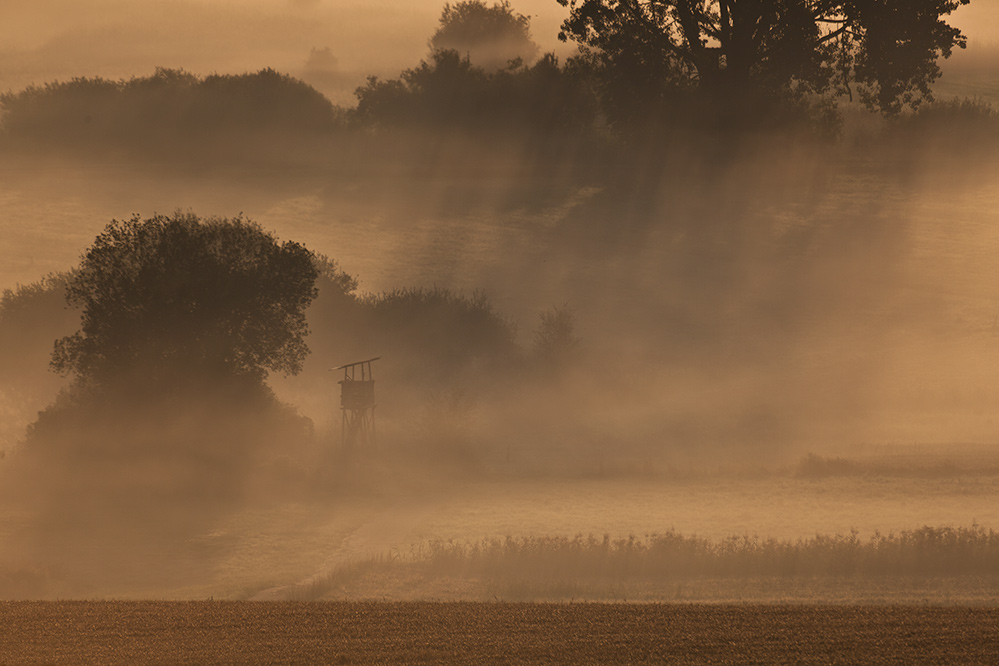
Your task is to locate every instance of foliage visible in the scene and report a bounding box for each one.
[360,287,515,378]
[51,212,319,389]
[353,50,599,133]
[557,0,970,127]
[0,67,345,156]
[312,253,360,300]
[0,273,77,383]
[0,274,79,452]
[430,1,540,70]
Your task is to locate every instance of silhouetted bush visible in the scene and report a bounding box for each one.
[0,68,346,159]
[359,287,516,381]
[353,51,599,134]
[0,274,78,452]
[0,273,77,386]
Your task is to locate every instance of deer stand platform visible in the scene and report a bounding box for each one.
[333,357,380,454]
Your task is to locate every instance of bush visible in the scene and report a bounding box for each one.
[353,51,598,134]
[0,68,346,159]
[0,273,77,385]
[0,274,79,452]
[360,286,515,380]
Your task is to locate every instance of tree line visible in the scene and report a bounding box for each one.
[0,0,992,160]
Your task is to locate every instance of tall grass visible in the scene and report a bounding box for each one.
[414,526,999,580]
[301,526,999,601]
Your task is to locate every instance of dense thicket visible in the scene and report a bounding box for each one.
[0,68,345,157]
[0,1,990,158]
[0,274,77,388]
[304,283,517,391]
[354,50,598,134]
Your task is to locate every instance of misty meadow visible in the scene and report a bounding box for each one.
[2,1,999,649]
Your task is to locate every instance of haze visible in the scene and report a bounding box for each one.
[1,0,999,601]
[0,0,576,106]
[2,1,994,103]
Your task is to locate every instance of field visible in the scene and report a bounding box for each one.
[2,48,999,612]
[3,148,999,605]
[4,465,999,602]
[3,601,999,665]
[3,14,999,666]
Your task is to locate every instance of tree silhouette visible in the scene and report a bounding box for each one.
[52,212,318,391]
[0,68,344,159]
[353,50,597,132]
[558,0,970,124]
[430,1,541,70]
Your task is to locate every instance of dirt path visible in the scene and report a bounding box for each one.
[249,498,441,600]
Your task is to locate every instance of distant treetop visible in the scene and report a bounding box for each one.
[430,1,541,70]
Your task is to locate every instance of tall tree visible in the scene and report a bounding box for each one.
[52,212,318,390]
[557,0,970,120]
[431,1,541,70]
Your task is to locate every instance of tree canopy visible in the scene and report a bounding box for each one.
[353,50,598,132]
[557,0,971,121]
[52,213,318,389]
[430,1,541,70]
[0,68,343,157]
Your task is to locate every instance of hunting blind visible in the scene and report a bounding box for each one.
[332,357,380,452]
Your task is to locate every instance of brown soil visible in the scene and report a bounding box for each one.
[2,601,999,665]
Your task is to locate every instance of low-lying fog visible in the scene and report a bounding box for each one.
[1,0,999,601]
[0,0,576,106]
[1,0,995,104]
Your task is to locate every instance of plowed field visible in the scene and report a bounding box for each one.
[2,601,998,665]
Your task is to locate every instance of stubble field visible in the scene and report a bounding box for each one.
[4,601,999,665]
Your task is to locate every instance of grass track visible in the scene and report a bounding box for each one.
[2,601,999,665]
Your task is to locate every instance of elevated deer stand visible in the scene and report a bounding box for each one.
[333,357,380,454]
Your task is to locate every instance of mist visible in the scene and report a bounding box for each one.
[0,0,576,107]
[1,0,995,96]
[2,0,999,601]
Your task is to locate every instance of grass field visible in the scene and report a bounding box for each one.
[5,465,999,602]
[2,61,999,609]
[3,601,999,665]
